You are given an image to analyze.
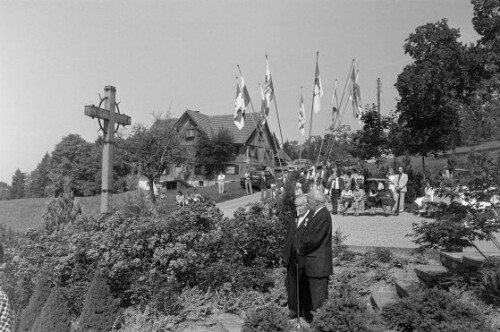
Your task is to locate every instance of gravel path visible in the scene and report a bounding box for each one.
[216,194,500,255]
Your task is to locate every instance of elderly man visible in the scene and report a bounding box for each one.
[298,189,333,321]
[395,166,408,214]
[284,195,313,321]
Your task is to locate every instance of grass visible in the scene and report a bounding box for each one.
[0,181,248,233]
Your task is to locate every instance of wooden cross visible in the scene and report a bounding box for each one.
[84,86,131,214]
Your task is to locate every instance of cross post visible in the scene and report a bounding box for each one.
[84,86,131,214]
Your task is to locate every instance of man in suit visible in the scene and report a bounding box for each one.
[284,195,312,320]
[395,166,408,213]
[329,169,344,214]
[299,189,333,321]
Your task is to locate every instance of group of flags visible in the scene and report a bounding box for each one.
[233,54,363,137]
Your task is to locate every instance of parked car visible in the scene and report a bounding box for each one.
[240,170,276,189]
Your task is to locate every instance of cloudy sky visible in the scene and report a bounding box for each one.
[0,0,479,184]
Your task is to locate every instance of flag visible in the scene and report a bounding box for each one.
[299,93,306,135]
[259,84,267,125]
[241,75,251,107]
[264,55,274,115]
[351,66,362,119]
[331,79,339,116]
[234,79,245,130]
[312,54,323,114]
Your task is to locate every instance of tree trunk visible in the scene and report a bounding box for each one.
[148,178,156,203]
[422,155,426,181]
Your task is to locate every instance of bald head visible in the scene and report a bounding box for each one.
[307,188,326,212]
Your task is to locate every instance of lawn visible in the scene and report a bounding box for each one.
[0,181,248,233]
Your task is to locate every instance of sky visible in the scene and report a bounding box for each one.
[0,0,480,184]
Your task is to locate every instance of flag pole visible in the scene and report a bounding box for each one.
[336,59,355,121]
[237,65,272,170]
[266,55,285,147]
[308,51,320,141]
[326,99,351,160]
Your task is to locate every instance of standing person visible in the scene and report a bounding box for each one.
[395,166,408,213]
[388,168,398,214]
[283,196,312,321]
[0,243,12,332]
[217,171,226,194]
[298,189,333,322]
[329,170,344,215]
[244,170,253,194]
[259,173,267,201]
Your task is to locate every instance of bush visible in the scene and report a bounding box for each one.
[362,247,393,266]
[242,303,289,332]
[381,288,491,332]
[31,287,71,332]
[77,270,119,332]
[311,291,378,332]
[42,181,82,234]
[16,274,52,332]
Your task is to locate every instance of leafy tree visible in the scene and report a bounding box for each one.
[10,168,26,199]
[0,182,11,200]
[323,124,355,164]
[124,116,186,202]
[42,179,82,235]
[395,19,482,174]
[195,128,236,178]
[25,152,52,198]
[350,104,395,167]
[282,140,299,160]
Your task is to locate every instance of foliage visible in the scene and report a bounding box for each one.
[42,180,82,234]
[481,257,500,305]
[311,285,379,332]
[362,247,393,266]
[195,128,237,178]
[17,274,52,332]
[77,270,119,332]
[0,181,12,200]
[25,153,52,198]
[242,303,289,332]
[395,19,483,170]
[282,140,299,160]
[350,104,395,166]
[10,168,26,199]
[123,116,186,202]
[31,287,71,332]
[381,288,491,332]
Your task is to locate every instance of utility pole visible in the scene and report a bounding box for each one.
[377,78,381,115]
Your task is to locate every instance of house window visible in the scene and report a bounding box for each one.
[186,129,196,140]
[225,165,239,175]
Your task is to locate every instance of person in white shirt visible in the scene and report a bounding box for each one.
[217,171,226,194]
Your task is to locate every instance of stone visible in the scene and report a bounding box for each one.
[395,280,422,298]
[414,265,450,283]
[440,251,485,272]
[462,254,485,268]
[214,313,244,332]
[370,290,399,311]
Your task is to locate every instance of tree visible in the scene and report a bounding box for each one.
[0,182,11,200]
[282,140,299,160]
[31,287,71,332]
[25,152,52,198]
[124,116,186,202]
[395,19,482,175]
[10,168,26,199]
[17,274,52,332]
[350,104,395,167]
[323,124,355,164]
[195,128,236,178]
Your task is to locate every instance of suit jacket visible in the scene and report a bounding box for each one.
[396,173,408,193]
[299,207,333,278]
[283,210,312,266]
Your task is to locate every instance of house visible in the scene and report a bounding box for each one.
[143,109,287,189]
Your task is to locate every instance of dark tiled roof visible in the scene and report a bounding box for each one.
[181,110,264,145]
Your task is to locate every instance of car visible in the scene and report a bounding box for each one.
[240,170,276,189]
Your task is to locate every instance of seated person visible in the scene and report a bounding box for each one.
[176,190,185,207]
[378,182,395,216]
[365,182,380,215]
[352,183,365,216]
[340,183,354,215]
[192,189,205,203]
[415,181,434,215]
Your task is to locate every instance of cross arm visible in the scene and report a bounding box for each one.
[84,105,131,126]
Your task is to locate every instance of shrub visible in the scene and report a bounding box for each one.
[311,291,378,332]
[16,274,52,332]
[42,181,82,234]
[242,303,289,332]
[362,247,393,266]
[381,288,491,332]
[31,287,71,332]
[77,270,119,332]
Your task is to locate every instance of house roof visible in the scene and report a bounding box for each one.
[179,109,269,145]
